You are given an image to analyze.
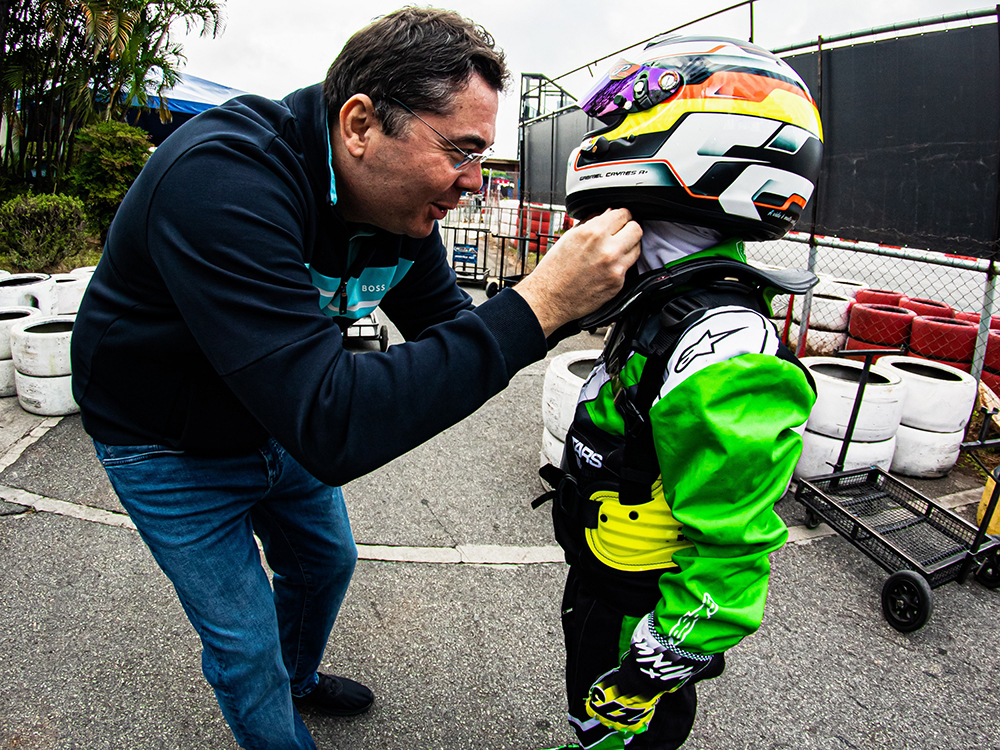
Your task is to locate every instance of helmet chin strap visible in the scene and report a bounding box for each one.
[636,220,725,274]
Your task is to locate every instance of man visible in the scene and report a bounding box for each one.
[70,7,640,750]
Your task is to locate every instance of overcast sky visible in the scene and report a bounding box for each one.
[177,0,993,158]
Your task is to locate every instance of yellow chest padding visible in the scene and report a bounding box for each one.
[584,476,693,572]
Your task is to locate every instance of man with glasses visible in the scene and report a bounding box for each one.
[71,6,640,750]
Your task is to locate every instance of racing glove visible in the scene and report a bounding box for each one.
[585,613,715,735]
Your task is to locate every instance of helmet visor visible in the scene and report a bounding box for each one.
[578,59,684,120]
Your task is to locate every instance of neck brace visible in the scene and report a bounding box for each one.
[637,221,724,274]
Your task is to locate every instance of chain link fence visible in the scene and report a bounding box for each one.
[748,233,998,386]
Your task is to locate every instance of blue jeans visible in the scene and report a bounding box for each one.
[94,438,358,750]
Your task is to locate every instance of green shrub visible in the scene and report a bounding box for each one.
[68,121,153,239]
[0,193,91,273]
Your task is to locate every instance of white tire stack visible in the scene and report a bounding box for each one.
[0,307,41,397]
[877,356,977,478]
[771,275,865,356]
[794,357,906,478]
[10,315,79,416]
[794,292,854,333]
[541,350,601,467]
[780,320,849,357]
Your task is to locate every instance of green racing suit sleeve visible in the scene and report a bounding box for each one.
[645,314,815,656]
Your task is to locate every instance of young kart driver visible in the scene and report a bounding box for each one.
[538,35,824,750]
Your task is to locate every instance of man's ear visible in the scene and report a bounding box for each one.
[339,94,378,158]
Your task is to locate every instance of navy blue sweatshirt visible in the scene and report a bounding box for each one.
[71,83,547,487]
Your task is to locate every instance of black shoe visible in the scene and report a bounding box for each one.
[292,673,374,716]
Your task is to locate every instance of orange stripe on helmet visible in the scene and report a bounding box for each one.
[678,70,814,106]
[766,193,809,211]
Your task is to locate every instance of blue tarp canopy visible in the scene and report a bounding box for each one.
[142,73,248,114]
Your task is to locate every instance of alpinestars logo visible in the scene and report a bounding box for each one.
[571,436,603,469]
[668,592,719,645]
[675,327,747,372]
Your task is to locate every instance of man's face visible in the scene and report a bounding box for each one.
[357,74,498,238]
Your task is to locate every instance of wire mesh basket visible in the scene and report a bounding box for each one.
[796,467,998,588]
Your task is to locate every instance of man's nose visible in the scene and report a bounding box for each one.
[456,166,484,192]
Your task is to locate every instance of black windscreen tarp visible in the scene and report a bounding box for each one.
[785,23,1000,258]
[522,107,596,206]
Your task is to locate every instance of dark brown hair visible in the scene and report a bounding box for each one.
[323,6,509,136]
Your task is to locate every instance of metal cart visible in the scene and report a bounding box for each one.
[344,308,389,352]
[794,349,1000,632]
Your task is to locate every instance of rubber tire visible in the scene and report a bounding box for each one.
[14,371,79,416]
[378,326,389,352]
[848,304,916,346]
[899,297,954,319]
[806,329,848,357]
[804,507,821,530]
[540,427,565,468]
[889,423,963,478]
[815,276,866,300]
[10,315,74,377]
[975,551,1000,590]
[843,337,902,361]
[955,310,1000,330]
[771,294,790,319]
[908,315,977,364]
[51,273,90,315]
[485,281,500,298]
[0,273,57,315]
[881,570,933,633]
[542,350,601,440]
[984,330,1000,372]
[781,321,847,357]
[0,359,15,397]
[794,293,853,332]
[0,306,41,360]
[875,356,977,432]
[856,289,903,306]
[800,357,906,442]
[793,429,896,479]
[982,369,1000,396]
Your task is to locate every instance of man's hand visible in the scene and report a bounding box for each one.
[513,208,641,336]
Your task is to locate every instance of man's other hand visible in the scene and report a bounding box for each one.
[513,208,642,336]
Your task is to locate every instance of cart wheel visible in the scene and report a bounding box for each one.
[486,281,499,298]
[805,508,821,530]
[378,326,389,352]
[881,570,933,632]
[975,551,1000,590]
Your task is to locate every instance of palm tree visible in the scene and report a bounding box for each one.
[80,0,224,121]
[0,0,225,192]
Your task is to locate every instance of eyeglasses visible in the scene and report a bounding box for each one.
[389,97,493,170]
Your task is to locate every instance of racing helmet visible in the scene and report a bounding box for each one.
[565,35,823,240]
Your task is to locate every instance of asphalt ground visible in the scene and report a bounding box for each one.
[1,287,999,750]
